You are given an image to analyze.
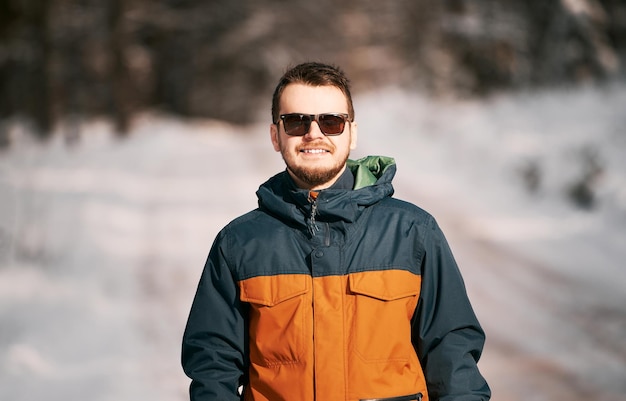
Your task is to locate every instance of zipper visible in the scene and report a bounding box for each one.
[307,192,331,246]
[308,190,322,399]
[312,280,317,400]
[308,192,320,237]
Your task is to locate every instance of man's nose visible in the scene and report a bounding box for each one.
[304,120,325,139]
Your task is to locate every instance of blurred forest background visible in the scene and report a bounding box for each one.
[1,0,625,140]
[2,1,626,401]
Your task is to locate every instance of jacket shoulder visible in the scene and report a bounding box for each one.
[377,197,436,226]
[225,208,264,228]
[221,207,301,245]
[222,208,279,235]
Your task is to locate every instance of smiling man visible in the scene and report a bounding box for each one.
[182,62,491,401]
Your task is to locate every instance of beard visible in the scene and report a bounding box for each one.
[286,156,348,188]
[278,138,351,189]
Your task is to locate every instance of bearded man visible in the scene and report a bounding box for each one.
[182,62,491,401]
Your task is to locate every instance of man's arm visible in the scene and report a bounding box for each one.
[182,230,247,400]
[412,217,491,401]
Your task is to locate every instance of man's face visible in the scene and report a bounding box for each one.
[270,83,358,190]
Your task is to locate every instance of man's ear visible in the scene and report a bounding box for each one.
[349,122,358,150]
[270,123,280,152]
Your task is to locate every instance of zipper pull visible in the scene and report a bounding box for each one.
[308,191,320,236]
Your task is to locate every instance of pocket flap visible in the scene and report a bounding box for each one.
[239,274,310,306]
[349,270,420,301]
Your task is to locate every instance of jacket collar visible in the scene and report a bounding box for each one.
[256,156,396,229]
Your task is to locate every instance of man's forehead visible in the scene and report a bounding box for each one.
[280,84,348,108]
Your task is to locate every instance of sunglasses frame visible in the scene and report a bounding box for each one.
[277,113,351,136]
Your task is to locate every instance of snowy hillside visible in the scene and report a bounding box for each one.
[1,83,625,400]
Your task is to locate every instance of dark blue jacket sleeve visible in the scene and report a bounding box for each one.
[182,229,248,400]
[412,216,491,401]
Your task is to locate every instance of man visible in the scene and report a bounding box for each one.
[182,62,491,401]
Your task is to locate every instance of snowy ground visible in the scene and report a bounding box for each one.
[1,83,625,400]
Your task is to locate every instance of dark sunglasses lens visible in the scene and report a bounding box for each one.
[318,114,346,135]
[283,115,310,136]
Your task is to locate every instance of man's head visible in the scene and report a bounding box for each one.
[271,62,355,124]
[270,62,358,190]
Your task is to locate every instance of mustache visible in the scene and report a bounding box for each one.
[296,141,334,152]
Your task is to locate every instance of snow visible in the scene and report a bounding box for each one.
[1,83,625,400]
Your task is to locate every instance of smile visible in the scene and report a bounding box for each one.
[300,149,329,154]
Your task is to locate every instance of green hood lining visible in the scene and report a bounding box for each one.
[347,156,396,190]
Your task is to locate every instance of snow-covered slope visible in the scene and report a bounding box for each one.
[1,83,625,400]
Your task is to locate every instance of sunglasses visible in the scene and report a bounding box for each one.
[278,113,350,136]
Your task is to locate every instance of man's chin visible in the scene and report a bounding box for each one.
[288,165,344,188]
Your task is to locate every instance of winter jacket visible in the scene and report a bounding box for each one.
[182,156,490,401]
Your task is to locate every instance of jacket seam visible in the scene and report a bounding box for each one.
[349,265,420,274]
[237,270,311,282]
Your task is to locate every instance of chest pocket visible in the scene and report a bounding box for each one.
[348,270,421,362]
[239,274,311,366]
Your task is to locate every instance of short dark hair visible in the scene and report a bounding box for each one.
[271,62,355,124]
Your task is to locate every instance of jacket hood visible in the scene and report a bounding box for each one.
[256,156,396,230]
[347,155,396,189]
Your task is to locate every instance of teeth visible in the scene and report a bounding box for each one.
[302,149,327,153]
